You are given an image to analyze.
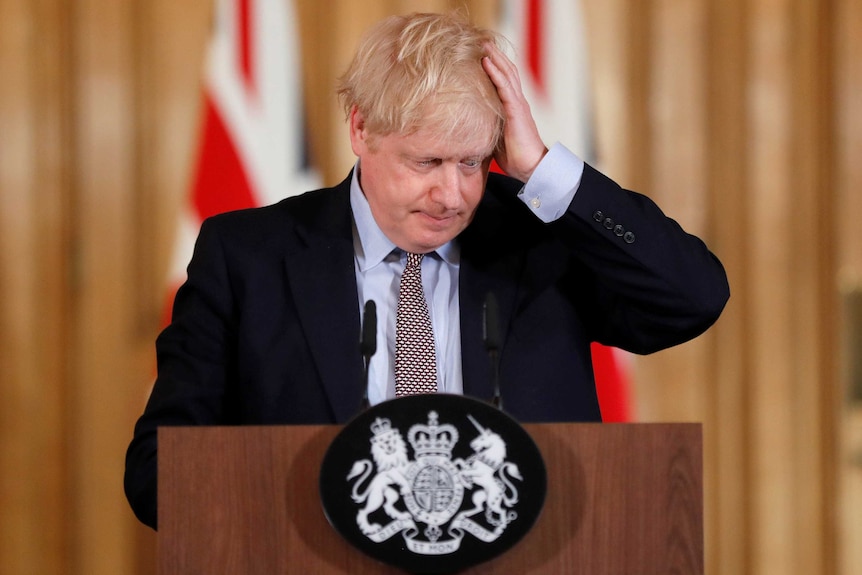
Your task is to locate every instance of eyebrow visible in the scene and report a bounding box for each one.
[406,150,491,161]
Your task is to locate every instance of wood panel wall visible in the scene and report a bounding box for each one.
[0,0,858,574]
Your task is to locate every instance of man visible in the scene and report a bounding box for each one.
[125,12,729,530]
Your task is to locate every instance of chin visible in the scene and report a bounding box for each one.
[400,220,466,252]
[423,230,461,250]
[405,237,447,254]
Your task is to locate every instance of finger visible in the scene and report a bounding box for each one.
[484,42,519,79]
[481,53,506,92]
[482,45,522,99]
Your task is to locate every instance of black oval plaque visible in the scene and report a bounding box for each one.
[319,394,547,573]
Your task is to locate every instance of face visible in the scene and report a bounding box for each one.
[349,108,494,254]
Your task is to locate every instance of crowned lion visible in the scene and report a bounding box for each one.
[347,418,412,535]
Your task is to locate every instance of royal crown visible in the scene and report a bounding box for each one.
[370,417,393,436]
[408,411,459,458]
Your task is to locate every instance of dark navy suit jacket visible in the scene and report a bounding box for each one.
[125,166,729,528]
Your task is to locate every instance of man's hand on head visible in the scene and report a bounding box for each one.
[481,43,548,183]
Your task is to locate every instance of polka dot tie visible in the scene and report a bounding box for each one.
[395,252,438,395]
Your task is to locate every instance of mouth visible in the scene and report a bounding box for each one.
[416,213,460,233]
[417,211,458,224]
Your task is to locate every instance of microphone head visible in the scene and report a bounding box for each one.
[360,300,377,357]
[483,292,501,352]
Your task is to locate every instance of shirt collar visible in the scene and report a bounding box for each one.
[350,162,460,271]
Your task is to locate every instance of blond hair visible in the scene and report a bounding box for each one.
[337,12,505,151]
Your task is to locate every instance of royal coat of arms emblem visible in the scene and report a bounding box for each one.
[320,394,546,573]
[347,410,523,554]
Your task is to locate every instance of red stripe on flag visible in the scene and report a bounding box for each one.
[526,0,545,96]
[591,342,632,422]
[238,0,254,97]
[191,94,257,220]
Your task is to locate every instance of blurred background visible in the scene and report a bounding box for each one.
[1,0,860,573]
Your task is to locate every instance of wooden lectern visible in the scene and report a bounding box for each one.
[158,423,703,574]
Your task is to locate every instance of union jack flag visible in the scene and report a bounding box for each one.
[162,0,317,326]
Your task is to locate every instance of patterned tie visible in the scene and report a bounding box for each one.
[395,252,438,395]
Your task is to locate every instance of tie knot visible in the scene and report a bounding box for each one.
[405,252,424,270]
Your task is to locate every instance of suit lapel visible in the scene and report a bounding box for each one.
[283,179,365,423]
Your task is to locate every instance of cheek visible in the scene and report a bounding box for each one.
[362,166,405,212]
[370,180,420,226]
[386,174,429,211]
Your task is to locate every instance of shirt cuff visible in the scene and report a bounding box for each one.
[517,142,585,223]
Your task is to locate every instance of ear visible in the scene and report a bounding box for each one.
[348,106,368,156]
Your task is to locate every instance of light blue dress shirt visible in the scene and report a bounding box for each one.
[350,142,584,405]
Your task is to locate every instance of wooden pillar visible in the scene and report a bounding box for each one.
[705,0,751,572]
[68,0,140,572]
[0,0,72,572]
[836,0,862,569]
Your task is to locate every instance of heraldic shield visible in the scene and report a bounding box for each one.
[319,394,547,574]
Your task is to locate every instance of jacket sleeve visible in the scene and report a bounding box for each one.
[124,216,238,530]
[549,163,730,354]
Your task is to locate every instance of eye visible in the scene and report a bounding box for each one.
[461,158,483,169]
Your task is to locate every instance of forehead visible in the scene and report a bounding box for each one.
[386,125,496,159]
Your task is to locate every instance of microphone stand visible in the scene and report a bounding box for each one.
[483,293,503,411]
[359,300,377,411]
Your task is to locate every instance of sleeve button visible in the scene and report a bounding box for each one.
[624,231,636,244]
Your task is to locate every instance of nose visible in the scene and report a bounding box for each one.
[430,164,463,211]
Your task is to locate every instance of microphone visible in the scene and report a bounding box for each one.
[359,300,377,410]
[483,293,503,410]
